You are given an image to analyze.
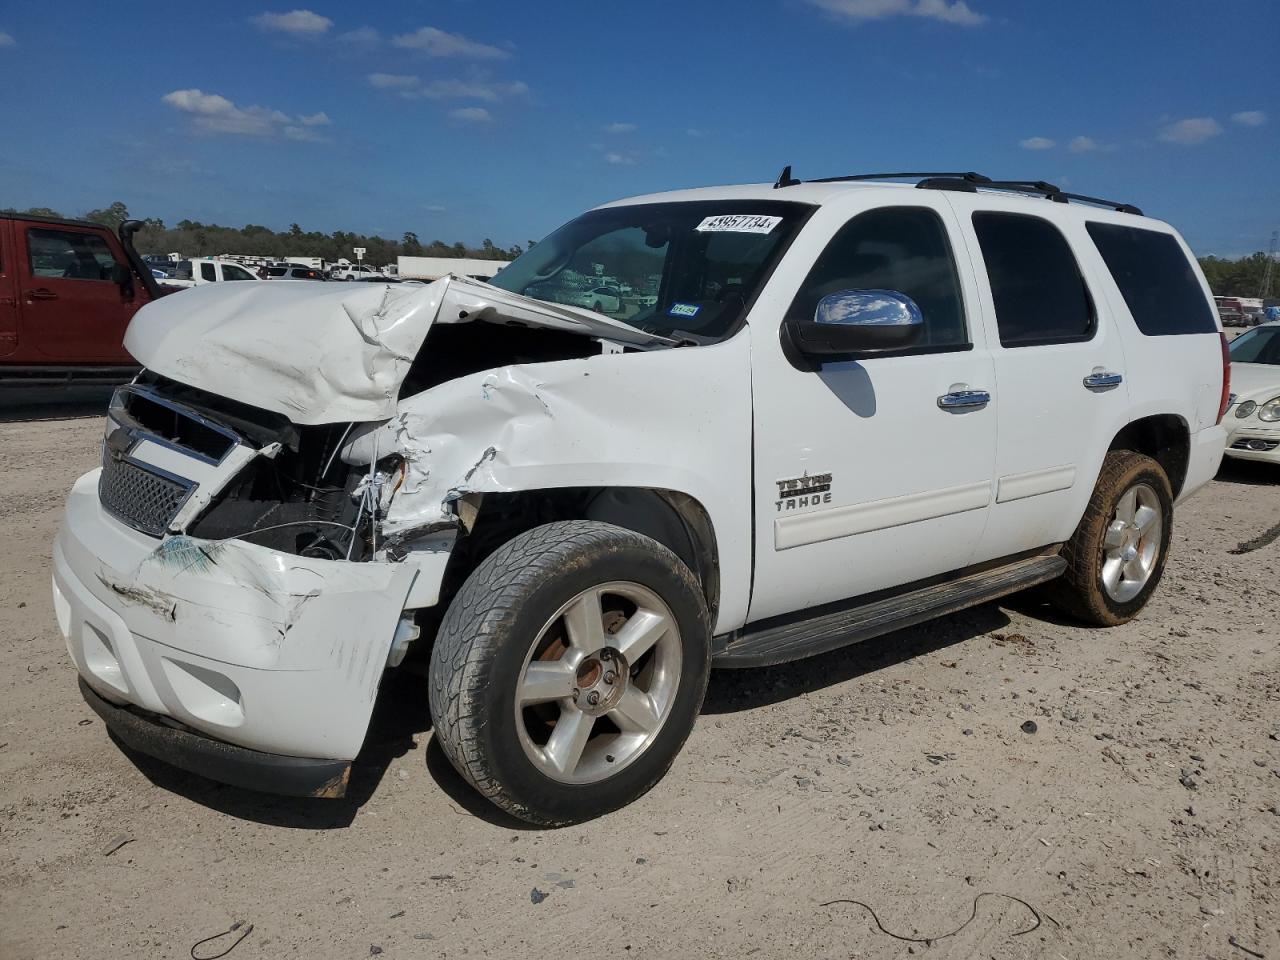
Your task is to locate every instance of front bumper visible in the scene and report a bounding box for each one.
[1224,425,1280,464]
[79,677,352,797]
[55,469,429,780]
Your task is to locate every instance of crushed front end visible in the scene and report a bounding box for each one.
[53,378,440,797]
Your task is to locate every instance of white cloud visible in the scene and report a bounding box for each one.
[0,31,15,48]
[163,89,329,141]
[1020,136,1055,150]
[1231,110,1267,127]
[450,107,492,123]
[605,152,637,166]
[1158,116,1222,145]
[1068,135,1101,153]
[604,122,636,134]
[411,79,528,101]
[336,26,380,52]
[807,0,986,25]
[368,73,420,90]
[251,9,332,36]
[392,26,509,59]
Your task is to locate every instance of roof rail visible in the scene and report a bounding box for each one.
[770,167,1142,215]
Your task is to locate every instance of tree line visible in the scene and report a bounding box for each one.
[3,201,1275,294]
[1,201,529,266]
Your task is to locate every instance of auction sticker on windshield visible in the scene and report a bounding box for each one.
[695,214,783,234]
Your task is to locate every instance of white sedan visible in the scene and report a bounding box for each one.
[1224,321,1280,465]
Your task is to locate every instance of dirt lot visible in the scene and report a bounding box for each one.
[1,394,1277,960]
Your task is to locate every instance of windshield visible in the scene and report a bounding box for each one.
[488,200,809,341]
[1228,326,1280,365]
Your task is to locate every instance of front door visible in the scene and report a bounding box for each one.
[0,221,17,358]
[747,197,999,623]
[18,223,140,363]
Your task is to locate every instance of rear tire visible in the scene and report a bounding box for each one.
[429,520,711,825]
[1046,451,1174,626]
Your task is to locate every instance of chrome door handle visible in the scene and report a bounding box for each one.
[937,389,991,410]
[1083,371,1123,390]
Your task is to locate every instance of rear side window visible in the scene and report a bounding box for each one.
[972,212,1094,347]
[1086,223,1216,336]
[791,206,968,350]
[201,262,217,282]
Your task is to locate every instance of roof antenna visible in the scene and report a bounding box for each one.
[773,165,799,189]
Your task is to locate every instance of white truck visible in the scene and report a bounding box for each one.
[163,258,261,288]
[330,263,385,281]
[54,171,1228,824]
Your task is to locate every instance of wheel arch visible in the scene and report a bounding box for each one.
[1107,414,1191,498]
[440,486,721,626]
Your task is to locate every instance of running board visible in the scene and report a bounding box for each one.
[713,554,1066,669]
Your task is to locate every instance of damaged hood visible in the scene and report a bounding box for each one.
[125,276,672,425]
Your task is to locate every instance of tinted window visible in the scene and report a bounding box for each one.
[222,264,254,281]
[1228,326,1280,365]
[26,228,120,281]
[790,206,967,349]
[972,212,1094,347]
[1086,223,1216,336]
[200,262,217,282]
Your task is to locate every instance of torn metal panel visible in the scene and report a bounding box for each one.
[343,332,756,632]
[125,276,672,425]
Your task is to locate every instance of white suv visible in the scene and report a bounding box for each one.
[54,171,1228,823]
[330,263,384,281]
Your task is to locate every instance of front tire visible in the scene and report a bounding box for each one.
[1046,451,1174,626]
[429,520,711,825]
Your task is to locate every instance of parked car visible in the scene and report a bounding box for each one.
[1223,320,1280,464]
[330,263,384,281]
[1,214,173,384]
[558,285,623,313]
[263,264,328,281]
[55,171,1227,824]
[164,258,262,288]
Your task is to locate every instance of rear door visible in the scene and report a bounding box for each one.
[951,199,1131,560]
[0,220,17,357]
[18,223,140,362]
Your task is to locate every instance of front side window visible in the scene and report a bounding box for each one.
[488,200,809,341]
[789,206,968,350]
[201,262,217,282]
[27,228,121,281]
[1086,223,1216,336]
[222,264,255,281]
[972,212,1094,347]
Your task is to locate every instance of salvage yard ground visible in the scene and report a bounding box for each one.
[1,394,1277,960]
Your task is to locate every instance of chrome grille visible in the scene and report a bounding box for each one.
[1231,438,1279,452]
[99,455,193,537]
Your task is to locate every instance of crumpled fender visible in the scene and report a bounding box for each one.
[341,334,756,631]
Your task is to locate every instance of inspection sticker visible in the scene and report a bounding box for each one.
[668,302,701,318]
[694,214,782,234]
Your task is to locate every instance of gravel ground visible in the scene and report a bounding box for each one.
[1,395,1277,960]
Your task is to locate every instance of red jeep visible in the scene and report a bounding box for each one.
[0,214,171,385]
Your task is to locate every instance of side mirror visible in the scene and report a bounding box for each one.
[111,262,135,297]
[791,289,924,356]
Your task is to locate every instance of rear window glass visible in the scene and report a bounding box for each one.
[1085,223,1217,336]
[972,212,1095,347]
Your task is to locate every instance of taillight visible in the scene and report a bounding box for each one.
[1217,332,1231,424]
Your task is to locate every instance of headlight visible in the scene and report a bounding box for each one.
[1259,396,1280,422]
[1235,399,1257,418]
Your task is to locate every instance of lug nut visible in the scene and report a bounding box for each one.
[604,670,617,685]
[571,688,580,701]
[600,650,612,661]
[587,691,601,706]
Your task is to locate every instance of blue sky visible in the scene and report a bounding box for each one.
[1,0,1276,255]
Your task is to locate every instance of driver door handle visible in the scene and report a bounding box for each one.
[27,288,58,301]
[1083,371,1123,390]
[937,389,991,410]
